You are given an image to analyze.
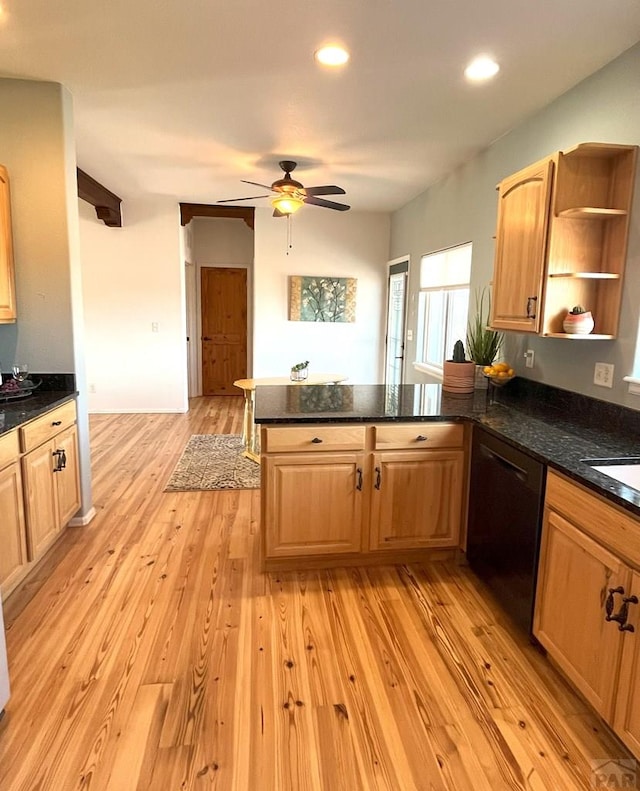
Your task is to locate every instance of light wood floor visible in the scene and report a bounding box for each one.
[0,397,633,790]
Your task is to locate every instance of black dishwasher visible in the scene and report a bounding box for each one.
[466,427,546,634]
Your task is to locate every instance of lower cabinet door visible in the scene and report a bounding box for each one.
[264,453,364,558]
[369,450,463,550]
[55,424,80,526]
[22,439,59,559]
[534,508,628,720]
[0,461,28,596]
[613,571,640,755]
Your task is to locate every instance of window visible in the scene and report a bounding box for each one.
[415,243,472,376]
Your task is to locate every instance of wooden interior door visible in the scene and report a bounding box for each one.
[201,267,247,395]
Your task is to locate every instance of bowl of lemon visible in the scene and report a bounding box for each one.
[482,362,515,386]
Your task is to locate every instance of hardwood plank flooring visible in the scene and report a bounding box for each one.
[0,396,633,790]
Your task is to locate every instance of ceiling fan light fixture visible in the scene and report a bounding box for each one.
[464,55,500,82]
[315,45,350,67]
[271,193,305,215]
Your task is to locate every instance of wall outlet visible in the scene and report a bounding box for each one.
[89,383,96,393]
[151,322,159,332]
[406,329,413,341]
[594,362,614,388]
[524,349,535,369]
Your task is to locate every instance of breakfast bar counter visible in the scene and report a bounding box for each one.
[254,381,640,517]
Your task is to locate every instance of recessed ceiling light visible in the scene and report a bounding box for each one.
[315,45,350,67]
[464,56,500,82]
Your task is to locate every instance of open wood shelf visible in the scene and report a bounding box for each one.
[548,272,621,280]
[543,333,615,340]
[557,207,627,219]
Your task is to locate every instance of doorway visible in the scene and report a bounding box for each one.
[201,267,248,395]
[384,259,409,386]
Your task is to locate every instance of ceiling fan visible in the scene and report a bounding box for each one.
[217,160,350,216]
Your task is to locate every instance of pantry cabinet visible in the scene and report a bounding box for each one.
[261,421,466,567]
[0,164,17,324]
[0,431,27,598]
[491,143,637,338]
[534,471,640,753]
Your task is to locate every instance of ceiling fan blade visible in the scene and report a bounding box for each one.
[217,195,270,203]
[273,208,286,218]
[304,185,346,196]
[241,179,275,191]
[304,196,351,211]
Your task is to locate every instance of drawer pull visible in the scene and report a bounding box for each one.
[415,435,427,442]
[311,437,323,444]
[605,587,638,631]
[356,467,363,491]
[52,420,62,426]
[374,466,381,490]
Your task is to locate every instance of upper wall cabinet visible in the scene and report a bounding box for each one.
[490,143,638,338]
[0,165,17,324]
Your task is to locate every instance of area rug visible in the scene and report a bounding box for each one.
[164,434,260,491]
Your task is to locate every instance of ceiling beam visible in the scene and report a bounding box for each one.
[77,168,122,227]
[180,203,254,229]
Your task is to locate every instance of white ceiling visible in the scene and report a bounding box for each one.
[1,1,639,212]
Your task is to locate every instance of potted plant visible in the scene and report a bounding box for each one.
[442,340,476,394]
[290,360,309,382]
[562,305,594,335]
[466,288,504,389]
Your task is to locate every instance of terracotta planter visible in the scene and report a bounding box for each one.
[442,361,475,394]
[562,311,594,335]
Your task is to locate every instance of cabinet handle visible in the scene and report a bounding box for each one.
[311,437,323,444]
[605,586,635,630]
[52,449,65,472]
[526,296,538,319]
[374,466,381,490]
[415,435,427,442]
[356,467,363,491]
[52,420,62,426]
[618,595,640,633]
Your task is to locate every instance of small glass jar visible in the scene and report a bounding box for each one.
[290,367,308,382]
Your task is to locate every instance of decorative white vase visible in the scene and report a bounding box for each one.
[562,311,594,335]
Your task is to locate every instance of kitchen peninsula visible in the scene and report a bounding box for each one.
[256,381,640,756]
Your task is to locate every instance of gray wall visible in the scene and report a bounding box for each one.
[390,43,640,409]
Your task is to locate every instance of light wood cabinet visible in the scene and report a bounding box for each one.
[534,471,640,754]
[263,452,364,558]
[261,422,466,566]
[0,164,17,324]
[491,157,553,333]
[0,432,27,598]
[491,143,637,338]
[22,418,80,560]
[369,450,463,550]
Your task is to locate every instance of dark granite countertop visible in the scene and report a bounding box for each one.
[254,382,640,518]
[0,374,77,436]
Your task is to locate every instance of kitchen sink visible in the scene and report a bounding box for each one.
[582,457,640,490]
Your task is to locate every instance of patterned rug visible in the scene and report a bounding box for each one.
[164,434,260,491]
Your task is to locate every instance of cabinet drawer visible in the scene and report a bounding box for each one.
[263,425,366,453]
[546,471,640,568]
[0,430,19,470]
[20,400,77,453]
[374,422,463,450]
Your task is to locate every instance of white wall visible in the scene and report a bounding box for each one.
[0,78,93,518]
[79,197,188,413]
[253,208,390,383]
[390,42,640,409]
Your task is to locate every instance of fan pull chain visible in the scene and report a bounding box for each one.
[286,214,293,255]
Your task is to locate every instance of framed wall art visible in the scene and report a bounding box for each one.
[288,275,357,322]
